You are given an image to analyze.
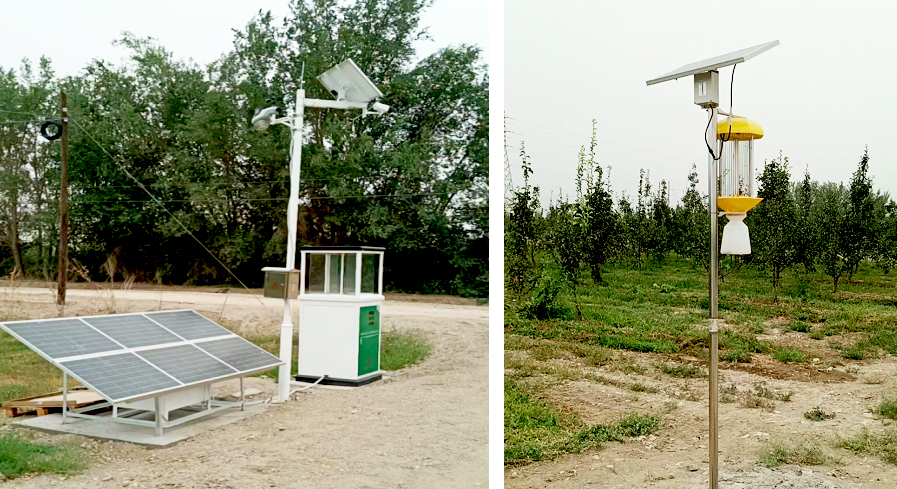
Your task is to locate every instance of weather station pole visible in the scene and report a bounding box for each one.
[252,59,391,403]
[277,87,305,404]
[646,40,779,489]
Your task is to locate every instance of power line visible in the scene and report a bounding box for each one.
[21,192,464,205]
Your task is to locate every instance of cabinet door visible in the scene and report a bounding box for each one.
[358,306,380,376]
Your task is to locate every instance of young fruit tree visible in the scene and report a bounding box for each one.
[751,154,797,302]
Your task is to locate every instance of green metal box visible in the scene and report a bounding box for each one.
[262,267,300,299]
[358,305,380,376]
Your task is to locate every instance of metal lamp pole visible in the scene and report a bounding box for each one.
[707,106,720,489]
[278,88,306,403]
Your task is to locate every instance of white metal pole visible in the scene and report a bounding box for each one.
[278,88,305,403]
[154,397,162,437]
[355,252,363,296]
[707,106,720,489]
[377,253,384,295]
[62,371,67,424]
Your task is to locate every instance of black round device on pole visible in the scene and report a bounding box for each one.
[40,119,63,141]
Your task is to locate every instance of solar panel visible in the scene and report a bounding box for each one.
[646,40,780,86]
[145,310,232,340]
[0,310,284,403]
[196,337,282,372]
[137,345,236,384]
[3,319,123,359]
[61,353,181,402]
[84,314,183,348]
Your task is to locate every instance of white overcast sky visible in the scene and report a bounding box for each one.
[0,0,487,81]
[506,0,897,208]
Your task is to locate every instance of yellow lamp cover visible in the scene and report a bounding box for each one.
[717,196,762,213]
[716,116,763,141]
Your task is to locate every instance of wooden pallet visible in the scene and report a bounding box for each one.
[2,389,104,418]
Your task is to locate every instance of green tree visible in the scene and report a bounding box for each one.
[816,182,849,291]
[549,197,584,319]
[575,120,616,284]
[505,144,540,296]
[793,170,818,273]
[843,148,875,281]
[750,154,797,302]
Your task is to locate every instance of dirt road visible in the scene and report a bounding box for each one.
[1,286,489,488]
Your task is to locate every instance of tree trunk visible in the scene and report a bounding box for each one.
[592,263,603,285]
[572,286,582,320]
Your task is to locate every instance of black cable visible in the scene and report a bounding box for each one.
[704,64,736,161]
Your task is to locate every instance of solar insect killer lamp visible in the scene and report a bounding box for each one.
[717,116,764,255]
[293,246,386,387]
[647,40,779,489]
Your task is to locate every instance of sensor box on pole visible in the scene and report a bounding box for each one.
[295,246,386,387]
[262,267,300,299]
[694,71,719,108]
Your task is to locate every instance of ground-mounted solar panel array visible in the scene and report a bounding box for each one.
[0,310,282,403]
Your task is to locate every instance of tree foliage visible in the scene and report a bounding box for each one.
[0,0,488,297]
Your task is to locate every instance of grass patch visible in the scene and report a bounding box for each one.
[379,329,432,370]
[771,347,806,363]
[753,385,794,402]
[0,433,85,478]
[759,439,829,467]
[804,406,836,421]
[505,381,661,465]
[842,340,876,360]
[839,428,897,465]
[574,413,661,444]
[877,397,897,420]
[505,381,580,464]
[660,362,706,378]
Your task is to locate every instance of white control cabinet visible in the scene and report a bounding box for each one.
[295,246,385,387]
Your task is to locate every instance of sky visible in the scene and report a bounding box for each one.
[0,0,488,80]
[506,0,897,208]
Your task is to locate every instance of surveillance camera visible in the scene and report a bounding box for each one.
[251,106,279,131]
[370,102,391,115]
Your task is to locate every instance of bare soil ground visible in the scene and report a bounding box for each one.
[506,327,897,489]
[0,286,488,488]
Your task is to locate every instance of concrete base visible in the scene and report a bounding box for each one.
[293,372,382,388]
[13,403,267,448]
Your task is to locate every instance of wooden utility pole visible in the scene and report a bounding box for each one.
[57,91,68,306]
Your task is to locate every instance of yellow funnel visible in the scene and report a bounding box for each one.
[716,117,763,141]
[717,196,762,213]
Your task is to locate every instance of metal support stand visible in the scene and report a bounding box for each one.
[707,106,720,489]
[240,377,245,411]
[154,397,162,437]
[61,372,68,424]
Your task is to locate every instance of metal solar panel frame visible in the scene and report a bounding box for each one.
[646,40,780,86]
[0,310,282,404]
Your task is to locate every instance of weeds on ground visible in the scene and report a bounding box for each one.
[877,397,897,420]
[0,433,85,478]
[753,385,794,402]
[804,406,836,421]
[505,380,662,464]
[720,385,739,403]
[759,439,829,467]
[839,428,897,465]
[771,347,806,363]
[660,362,706,378]
[380,329,432,370]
